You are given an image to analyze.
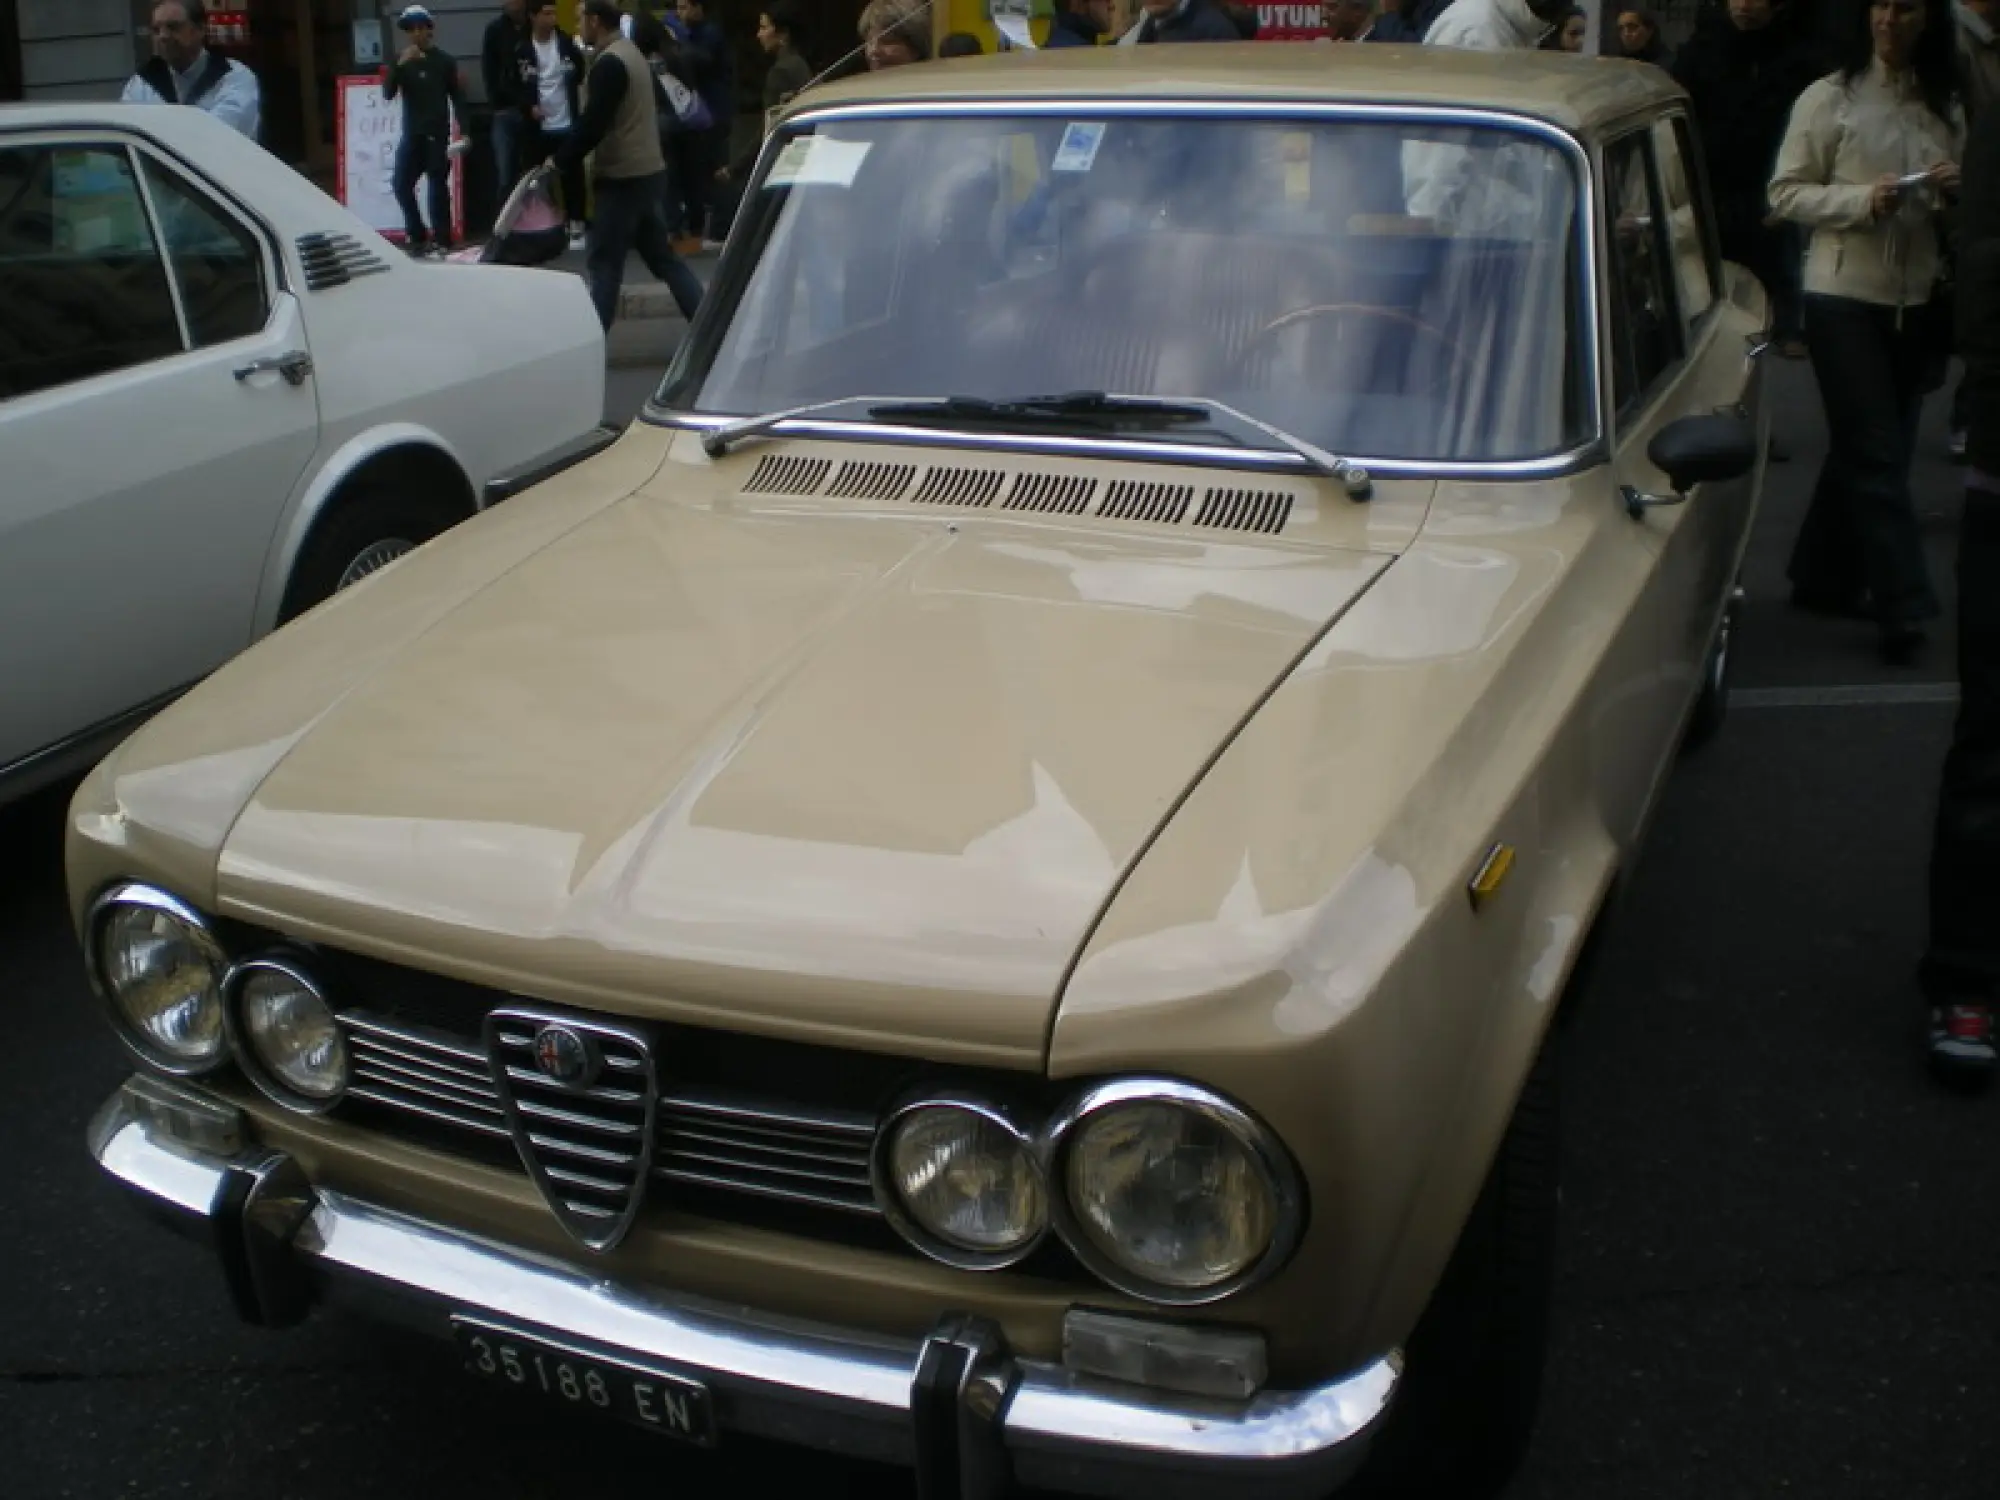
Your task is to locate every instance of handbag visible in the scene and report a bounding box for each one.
[655,67,712,132]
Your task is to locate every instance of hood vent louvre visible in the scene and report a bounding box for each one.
[1003,475,1096,515]
[742,455,832,496]
[1195,488,1293,535]
[296,231,390,291]
[1100,481,1193,527]
[910,467,1005,507]
[826,461,916,502]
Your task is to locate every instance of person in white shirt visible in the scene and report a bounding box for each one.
[510,0,587,238]
[120,1,261,143]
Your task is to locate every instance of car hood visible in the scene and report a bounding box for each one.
[93,439,1406,1067]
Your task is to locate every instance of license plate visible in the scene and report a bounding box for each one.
[452,1318,718,1447]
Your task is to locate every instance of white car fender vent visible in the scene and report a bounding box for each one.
[296,232,390,291]
[909,467,1005,508]
[1098,480,1194,527]
[826,461,917,502]
[742,454,833,496]
[1002,474,1096,515]
[1195,488,1294,535]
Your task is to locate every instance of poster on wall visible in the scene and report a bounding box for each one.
[1252,4,1330,38]
[335,75,465,243]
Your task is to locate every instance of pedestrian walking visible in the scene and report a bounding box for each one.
[553,0,704,331]
[1924,69,2000,1084]
[120,2,262,142]
[1768,0,1963,663]
[383,6,466,258]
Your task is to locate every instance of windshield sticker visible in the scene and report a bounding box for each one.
[1051,123,1106,174]
[766,137,872,188]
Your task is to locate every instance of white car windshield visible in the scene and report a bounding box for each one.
[662,111,1590,466]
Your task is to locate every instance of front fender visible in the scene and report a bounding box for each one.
[250,424,473,636]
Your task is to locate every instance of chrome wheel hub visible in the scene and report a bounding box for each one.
[336,539,416,591]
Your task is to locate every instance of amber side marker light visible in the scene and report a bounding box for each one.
[1468,843,1516,911]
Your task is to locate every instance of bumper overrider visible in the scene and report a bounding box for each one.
[90,1079,1400,1500]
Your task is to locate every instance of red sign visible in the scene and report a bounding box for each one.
[1254,3,1330,38]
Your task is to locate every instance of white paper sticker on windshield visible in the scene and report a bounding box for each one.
[766,137,872,188]
[1051,122,1106,174]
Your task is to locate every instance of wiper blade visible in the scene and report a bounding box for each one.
[867,392,1213,429]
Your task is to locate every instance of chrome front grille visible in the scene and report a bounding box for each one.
[334,1010,887,1237]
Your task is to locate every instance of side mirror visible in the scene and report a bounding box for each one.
[1623,414,1758,520]
[1647,414,1757,494]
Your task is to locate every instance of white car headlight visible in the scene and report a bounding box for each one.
[229,958,348,1110]
[89,885,228,1075]
[1052,1080,1301,1304]
[876,1098,1048,1268]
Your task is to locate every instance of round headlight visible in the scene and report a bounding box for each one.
[90,886,228,1074]
[229,959,347,1110]
[876,1099,1048,1268]
[1055,1081,1300,1304]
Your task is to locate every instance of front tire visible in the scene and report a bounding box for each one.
[279,486,462,624]
[1350,1038,1561,1498]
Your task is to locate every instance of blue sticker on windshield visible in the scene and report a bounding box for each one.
[1052,122,1106,174]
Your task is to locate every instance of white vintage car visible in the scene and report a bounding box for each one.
[0,102,608,804]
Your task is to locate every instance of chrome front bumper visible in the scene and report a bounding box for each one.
[89,1084,1398,1500]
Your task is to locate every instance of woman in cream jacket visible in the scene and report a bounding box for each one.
[1769,0,1962,663]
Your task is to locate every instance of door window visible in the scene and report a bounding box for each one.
[137,153,269,348]
[0,145,182,400]
[1604,132,1682,417]
[1650,115,1718,334]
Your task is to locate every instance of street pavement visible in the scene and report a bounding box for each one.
[2,355,1995,1498]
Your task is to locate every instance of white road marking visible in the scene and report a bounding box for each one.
[1732,683,1960,709]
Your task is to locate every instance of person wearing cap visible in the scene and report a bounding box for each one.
[383,6,466,257]
[551,0,704,330]
[120,2,262,142]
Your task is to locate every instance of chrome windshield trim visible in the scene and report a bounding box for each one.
[649,97,1603,462]
[650,410,1606,483]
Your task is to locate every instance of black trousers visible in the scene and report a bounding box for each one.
[583,171,704,331]
[1791,294,1940,628]
[523,123,587,226]
[1926,483,2000,998]
[392,130,452,248]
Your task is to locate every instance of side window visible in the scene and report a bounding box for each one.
[137,154,268,347]
[1604,132,1681,417]
[1651,115,1716,332]
[0,144,182,401]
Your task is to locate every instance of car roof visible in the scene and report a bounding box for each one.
[788,42,1682,136]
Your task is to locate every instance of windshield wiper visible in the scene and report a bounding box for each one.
[867,392,1212,430]
[875,392,1373,501]
[700,396,895,458]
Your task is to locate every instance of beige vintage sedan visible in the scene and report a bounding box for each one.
[70,45,1764,1500]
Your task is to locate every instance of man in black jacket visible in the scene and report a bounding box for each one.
[1135,0,1243,41]
[383,6,465,257]
[507,0,586,235]
[482,0,530,192]
[1670,0,1821,355]
[1924,97,2000,1086]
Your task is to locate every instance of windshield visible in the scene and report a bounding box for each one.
[660,111,1591,466]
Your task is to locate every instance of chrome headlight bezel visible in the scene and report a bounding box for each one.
[871,1092,1051,1271]
[84,882,231,1078]
[223,954,350,1114]
[1044,1077,1305,1307]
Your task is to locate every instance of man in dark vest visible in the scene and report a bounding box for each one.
[120,1,261,141]
[552,0,705,331]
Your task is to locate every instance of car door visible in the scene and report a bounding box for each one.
[0,131,320,780]
[1600,117,1763,765]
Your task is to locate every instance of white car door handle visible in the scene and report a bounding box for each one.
[234,352,313,387]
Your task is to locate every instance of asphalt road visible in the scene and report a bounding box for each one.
[3,356,1993,1499]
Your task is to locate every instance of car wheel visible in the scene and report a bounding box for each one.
[280,486,463,624]
[1684,586,1741,750]
[1348,1037,1561,1499]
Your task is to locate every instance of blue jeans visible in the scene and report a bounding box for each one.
[392,131,452,247]
[584,171,703,331]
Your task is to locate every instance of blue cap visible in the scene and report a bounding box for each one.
[396,5,435,29]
